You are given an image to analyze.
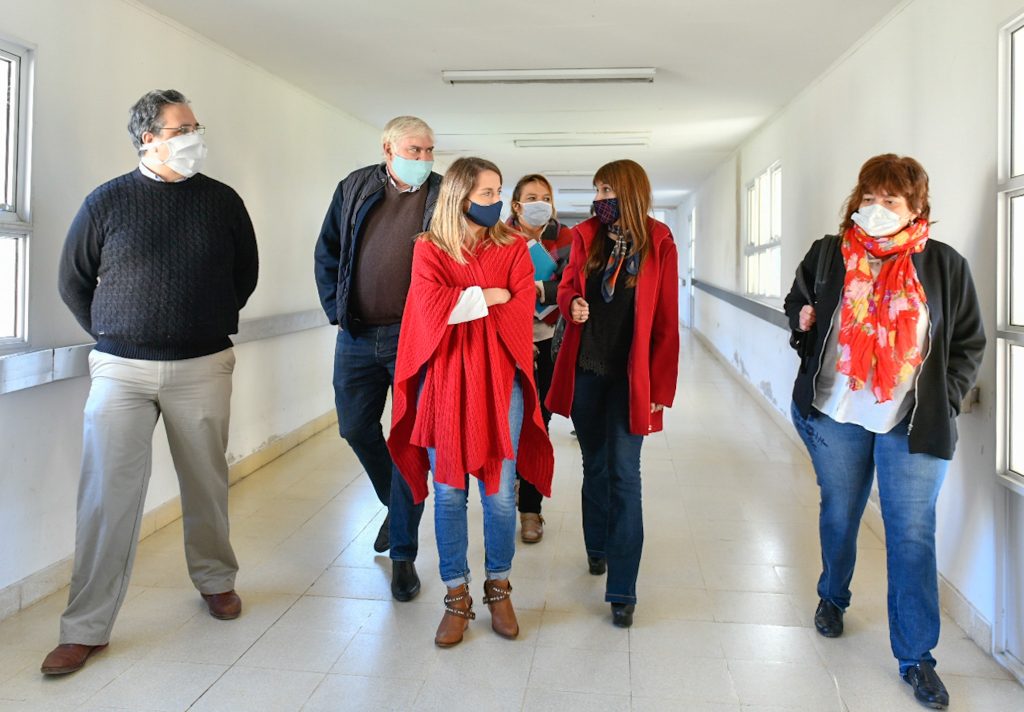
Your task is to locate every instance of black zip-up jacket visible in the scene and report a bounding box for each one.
[313,162,442,332]
[784,235,986,460]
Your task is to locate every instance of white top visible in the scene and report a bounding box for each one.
[447,286,488,324]
[812,257,930,433]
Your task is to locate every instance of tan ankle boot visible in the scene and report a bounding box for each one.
[435,584,475,647]
[520,513,544,543]
[483,578,519,639]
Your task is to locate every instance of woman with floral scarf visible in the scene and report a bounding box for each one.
[785,154,985,710]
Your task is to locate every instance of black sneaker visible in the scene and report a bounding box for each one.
[373,513,390,553]
[813,598,844,638]
[903,661,949,709]
[587,556,607,575]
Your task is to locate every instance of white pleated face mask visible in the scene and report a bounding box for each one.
[851,203,906,237]
[519,201,553,228]
[140,132,207,178]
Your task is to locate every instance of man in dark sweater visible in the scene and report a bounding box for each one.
[314,116,441,602]
[43,89,258,676]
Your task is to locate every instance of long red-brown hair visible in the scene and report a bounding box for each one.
[839,154,931,232]
[585,159,653,285]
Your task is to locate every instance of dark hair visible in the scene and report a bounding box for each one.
[840,154,930,232]
[585,159,653,283]
[127,89,189,150]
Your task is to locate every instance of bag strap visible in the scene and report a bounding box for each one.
[814,235,838,299]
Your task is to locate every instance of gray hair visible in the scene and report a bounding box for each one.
[381,116,433,152]
[127,89,190,150]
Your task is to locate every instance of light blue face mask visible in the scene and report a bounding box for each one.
[519,201,553,228]
[390,153,433,188]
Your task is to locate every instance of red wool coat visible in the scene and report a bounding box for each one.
[388,236,554,504]
[545,216,680,435]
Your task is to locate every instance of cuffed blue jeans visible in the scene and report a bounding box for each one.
[428,378,524,588]
[791,402,949,674]
[333,325,423,561]
[572,369,645,605]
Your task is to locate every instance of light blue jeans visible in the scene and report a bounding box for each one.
[429,378,524,588]
[791,402,949,674]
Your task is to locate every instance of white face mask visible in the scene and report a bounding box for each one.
[851,203,907,237]
[519,201,553,228]
[140,131,207,178]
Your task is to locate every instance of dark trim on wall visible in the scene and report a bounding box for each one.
[692,279,790,330]
[0,309,331,395]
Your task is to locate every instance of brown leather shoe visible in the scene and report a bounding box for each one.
[483,578,519,639]
[202,590,242,620]
[520,513,545,543]
[40,643,108,675]
[435,584,475,647]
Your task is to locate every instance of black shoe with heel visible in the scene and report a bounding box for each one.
[391,560,420,602]
[611,603,635,628]
[373,513,391,553]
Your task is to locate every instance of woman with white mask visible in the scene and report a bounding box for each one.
[505,174,573,543]
[785,154,985,710]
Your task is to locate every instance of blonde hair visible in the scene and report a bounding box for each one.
[422,157,516,264]
[381,116,433,152]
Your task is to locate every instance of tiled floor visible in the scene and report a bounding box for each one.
[1,332,1022,710]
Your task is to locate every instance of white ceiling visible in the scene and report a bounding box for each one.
[137,0,903,213]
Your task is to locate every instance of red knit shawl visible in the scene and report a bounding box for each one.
[388,236,554,504]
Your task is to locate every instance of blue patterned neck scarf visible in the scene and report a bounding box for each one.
[601,226,639,302]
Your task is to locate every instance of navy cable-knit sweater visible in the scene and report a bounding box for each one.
[59,170,259,360]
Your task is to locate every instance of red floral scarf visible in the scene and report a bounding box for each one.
[837,220,929,402]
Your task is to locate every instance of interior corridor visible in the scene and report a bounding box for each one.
[0,331,1020,711]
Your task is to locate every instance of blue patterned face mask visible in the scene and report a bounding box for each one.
[466,200,503,228]
[592,197,620,225]
[390,153,433,188]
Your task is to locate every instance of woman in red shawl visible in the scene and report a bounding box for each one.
[388,157,553,647]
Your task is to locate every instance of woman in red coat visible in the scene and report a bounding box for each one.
[388,157,553,647]
[547,159,679,628]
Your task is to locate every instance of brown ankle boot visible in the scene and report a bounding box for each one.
[435,584,475,647]
[483,578,519,639]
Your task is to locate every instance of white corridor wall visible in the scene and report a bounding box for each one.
[0,0,380,598]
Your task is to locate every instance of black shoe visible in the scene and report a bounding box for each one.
[373,513,390,553]
[814,598,844,638]
[391,560,420,602]
[587,556,607,575]
[903,662,949,709]
[611,603,635,628]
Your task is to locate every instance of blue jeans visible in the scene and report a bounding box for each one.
[333,325,424,561]
[428,379,523,587]
[572,369,645,605]
[791,403,949,673]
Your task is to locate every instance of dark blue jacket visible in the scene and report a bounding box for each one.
[313,162,441,331]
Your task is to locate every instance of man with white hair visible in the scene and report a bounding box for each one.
[314,116,440,601]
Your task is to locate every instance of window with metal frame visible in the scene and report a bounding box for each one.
[743,162,781,299]
[0,37,30,347]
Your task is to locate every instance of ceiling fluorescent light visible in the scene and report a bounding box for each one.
[515,137,649,148]
[441,67,655,85]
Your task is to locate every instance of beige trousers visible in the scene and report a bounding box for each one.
[59,348,239,645]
